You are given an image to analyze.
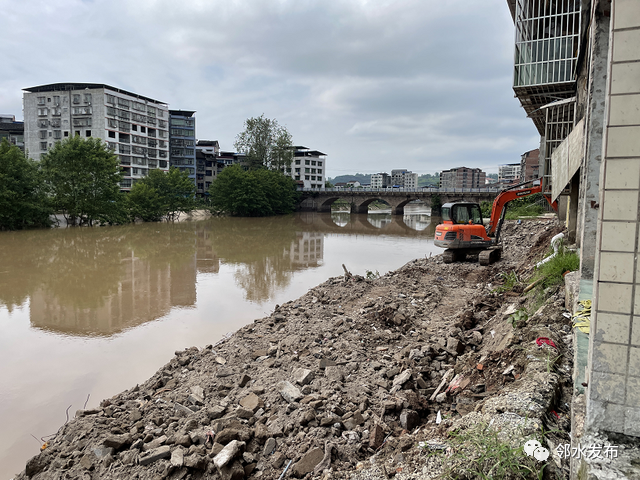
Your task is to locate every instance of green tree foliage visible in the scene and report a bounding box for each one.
[41,136,124,226]
[208,165,298,216]
[418,173,440,187]
[128,167,196,221]
[234,115,294,170]
[0,139,53,230]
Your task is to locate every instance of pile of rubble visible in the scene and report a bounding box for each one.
[15,219,574,480]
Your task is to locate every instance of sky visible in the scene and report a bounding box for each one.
[0,0,540,177]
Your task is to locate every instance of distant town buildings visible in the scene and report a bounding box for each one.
[0,115,24,151]
[439,166,486,189]
[391,169,419,188]
[371,173,391,188]
[195,140,223,196]
[169,110,196,185]
[498,163,522,184]
[519,148,539,183]
[22,83,170,190]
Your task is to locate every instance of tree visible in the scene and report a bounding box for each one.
[129,167,196,221]
[208,165,298,216]
[41,136,124,226]
[0,139,53,230]
[234,115,294,171]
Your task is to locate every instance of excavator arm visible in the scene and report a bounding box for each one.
[487,181,558,244]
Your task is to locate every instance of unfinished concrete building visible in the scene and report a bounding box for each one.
[508,0,640,476]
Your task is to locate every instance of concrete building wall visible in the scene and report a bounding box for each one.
[440,167,486,189]
[587,0,640,436]
[519,148,540,182]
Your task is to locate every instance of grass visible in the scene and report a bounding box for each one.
[531,244,579,291]
[437,423,547,480]
[505,204,545,220]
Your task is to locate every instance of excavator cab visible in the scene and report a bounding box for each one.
[434,202,500,265]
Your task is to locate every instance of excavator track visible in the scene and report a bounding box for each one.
[442,249,458,264]
[479,247,502,266]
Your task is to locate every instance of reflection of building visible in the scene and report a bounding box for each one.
[286,232,324,266]
[0,115,24,151]
[195,224,220,274]
[22,83,170,190]
[169,110,196,186]
[439,166,486,189]
[30,252,195,336]
[288,146,326,190]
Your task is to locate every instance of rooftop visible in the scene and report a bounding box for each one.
[23,83,168,106]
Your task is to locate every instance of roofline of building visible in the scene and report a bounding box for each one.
[169,110,196,116]
[22,83,168,106]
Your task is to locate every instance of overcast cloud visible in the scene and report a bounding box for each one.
[0,0,539,176]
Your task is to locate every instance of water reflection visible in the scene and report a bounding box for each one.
[0,213,437,338]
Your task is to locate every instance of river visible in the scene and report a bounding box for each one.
[0,206,440,478]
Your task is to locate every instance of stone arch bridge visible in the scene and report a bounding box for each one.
[297,189,499,215]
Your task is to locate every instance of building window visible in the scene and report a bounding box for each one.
[311,161,316,166]
[40,142,47,150]
[305,160,310,165]
[39,131,47,139]
[159,160,167,168]
[106,94,116,105]
[141,126,146,133]
[86,130,91,137]
[305,175,310,180]
[295,176,300,180]
[37,96,46,105]
[73,94,81,104]
[54,130,62,139]
[317,161,322,167]
[37,108,48,116]
[305,168,310,173]
[132,124,137,131]
[84,93,92,104]
[64,131,69,137]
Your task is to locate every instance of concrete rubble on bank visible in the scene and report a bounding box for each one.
[15,220,589,480]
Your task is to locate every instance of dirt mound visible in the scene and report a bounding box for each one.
[15,220,573,480]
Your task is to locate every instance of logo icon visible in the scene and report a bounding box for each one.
[524,440,549,461]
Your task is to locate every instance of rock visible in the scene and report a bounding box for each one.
[272,451,286,468]
[291,447,324,477]
[369,424,385,449]
[292,368,315,386]
[393,313,406,325]
[235,407,254,419]
[343,412,364,430]
[277,381,302,403]
[435,392,447,403]
[211,442,224,456]
[139,445,171,466]
[217,368,234,377]
[243,452,255,463]
[215,428,248,445]
[239,392,263,412]
[263,437,277,456]
[319,358,336,369]
[79,454,94,470]
[208,404,227,419]
[219,460,245,480]
[416,376,428,389]
[91,447,114,459]
[184,453,206,469]
[400,410,419,430]
[213,440,245,469]
[446,337,464,354]
[238,374,252,387]
[103,433,132,450]
[392,369,412,387]
[253,349,268,359]
[469,331,483,345]
[171,448,184,467]
[143,435,167,451]
[174,402,196,415]
[325,366,344,382]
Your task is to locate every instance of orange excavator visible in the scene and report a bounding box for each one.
[434,180,558,265]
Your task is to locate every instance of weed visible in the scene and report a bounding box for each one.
[365,270,380,280]
[493,270,520,294]
[511,308,529,328]
[545,352,562,374]
[442,423,546,480]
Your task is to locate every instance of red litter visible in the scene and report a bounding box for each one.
[536,337,557,349]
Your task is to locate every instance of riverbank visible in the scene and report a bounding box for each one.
[14,219,574,480]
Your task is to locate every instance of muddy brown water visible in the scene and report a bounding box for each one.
[0,208,440,478]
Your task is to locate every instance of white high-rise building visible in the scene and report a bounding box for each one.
[23,83,170,190]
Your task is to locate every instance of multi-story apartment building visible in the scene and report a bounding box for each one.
[0,115,24,151]
[195,140,225,195]
[498,163,522,183]
[169,110,196,185]
[439,166,486,189]
[288,146,326,189]
[371,173,391,188]
[22,83,170,190]
[390,169,419,188]
[519,148,539,182]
